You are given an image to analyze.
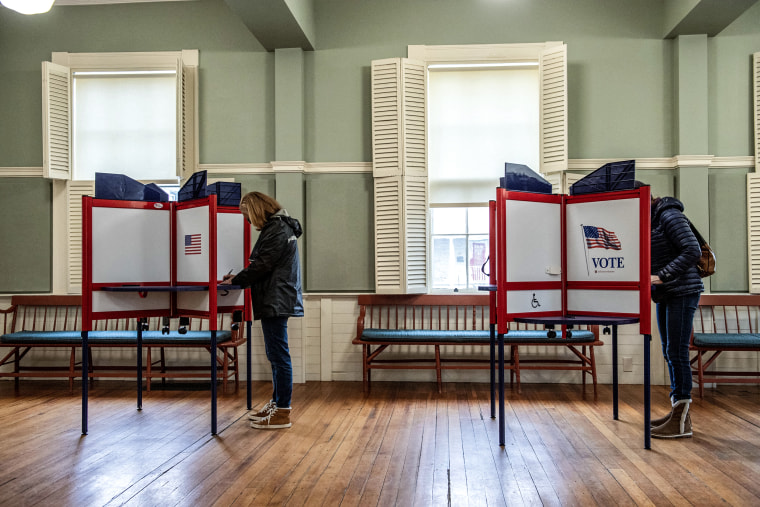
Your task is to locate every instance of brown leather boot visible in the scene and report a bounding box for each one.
[652,399,692,438]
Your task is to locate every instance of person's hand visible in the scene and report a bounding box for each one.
[220,274,234,285]
[651,275,662,285]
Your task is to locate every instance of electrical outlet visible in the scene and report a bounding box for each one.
[623,356,633,372]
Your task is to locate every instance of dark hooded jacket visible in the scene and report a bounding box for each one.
[231,209,304,320]
[650,196,704,303]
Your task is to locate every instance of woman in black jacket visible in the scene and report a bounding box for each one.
[648,191,703,438]
[222,191,303,430]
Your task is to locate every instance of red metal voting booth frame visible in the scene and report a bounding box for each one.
[81,195,252,435]
[489,186,653,448]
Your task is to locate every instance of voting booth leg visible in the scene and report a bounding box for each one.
[498,333,505,446]
[644,334,651,449]
[211,330,218,435]
[247,321,252,410]
[81,331,88,435]
[137,319,144,410]
[612,326,619,420]
[490,323,496,420]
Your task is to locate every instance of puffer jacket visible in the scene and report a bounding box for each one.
[231,209,304,320]
[650,196,703,303]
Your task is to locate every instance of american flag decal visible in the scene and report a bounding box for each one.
[184,234,202,255]
[583,225,621,250]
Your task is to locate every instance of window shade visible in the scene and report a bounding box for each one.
[428,68,539,204]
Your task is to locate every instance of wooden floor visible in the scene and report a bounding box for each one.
[0,381,759,507]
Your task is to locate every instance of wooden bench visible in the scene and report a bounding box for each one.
[690,293,760,398]
[0,295,246,392]
[352,294,602,395]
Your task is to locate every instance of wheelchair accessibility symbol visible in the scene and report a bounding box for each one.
[531,293,541,308]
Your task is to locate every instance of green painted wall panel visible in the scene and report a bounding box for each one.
[304,173,374,291]
[0,178,52,292]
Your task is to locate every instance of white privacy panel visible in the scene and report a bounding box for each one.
[91,205,171,284]
[176,204,211,283]
[565,198,641,282]
[505,199,562,282]
[217,212,246,277]
[567,289,640,315]
[92,291,171,313]
[506,290,563,314]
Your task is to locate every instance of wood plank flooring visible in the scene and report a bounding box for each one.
[0,380,759,506]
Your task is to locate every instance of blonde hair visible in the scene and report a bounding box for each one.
[239,191,282,230]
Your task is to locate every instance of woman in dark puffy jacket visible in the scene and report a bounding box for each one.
[647,189,703,438]
[221,191,303,430]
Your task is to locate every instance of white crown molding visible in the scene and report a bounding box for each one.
[3,157,755,179]
[305,162,372,174]
[0,167,44,177]
[408,42,562,63]
[272,161,305,173]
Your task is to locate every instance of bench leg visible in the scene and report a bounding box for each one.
[697,351,704,399]
[590,345,598,401]
[513,346,521,394]
[435,345,442,393]
[146,347,152,393]
[363,344,370,395]
[69,347,76,393]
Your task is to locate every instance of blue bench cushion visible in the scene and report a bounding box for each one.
[1,330,232,345]
[360,328,596,344]
[692,332,760,348]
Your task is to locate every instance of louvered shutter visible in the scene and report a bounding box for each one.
[371,58,428,294]
[372,59,403,177]
[42,62,71,180]
[539,44,568,174]
[404,176,428,292]
[754,52,759,173]
[374,176,404,291]
[747,174,760,293]
[67,180,95,293]
[180,61,198,181]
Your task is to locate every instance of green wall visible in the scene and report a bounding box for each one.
[1,0,759,293]
[0,179,52,292]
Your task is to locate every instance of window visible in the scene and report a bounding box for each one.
[430,207,489,290]
[73,70,178,181]
[370,43,567,294]
[43,50,199,293]
[427,65,540,291]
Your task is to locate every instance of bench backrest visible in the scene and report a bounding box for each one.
[358,294,490,332]
[694,294,760,334]
[2,295,241,335]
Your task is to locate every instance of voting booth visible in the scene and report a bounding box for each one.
[492,165,651,336]
[488,161,655,448]
[81,192,251,435]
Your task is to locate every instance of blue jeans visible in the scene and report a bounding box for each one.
[260,317,292,408]
[656,293,700,402]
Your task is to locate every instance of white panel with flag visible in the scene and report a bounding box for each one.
[176,204,211,283]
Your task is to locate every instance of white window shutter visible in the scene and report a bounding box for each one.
[754,52,759,173]
[372,59,403,178]
[371,58,428,294]
[67,180,95,293]
[373,175,429,294]
[539,44,568,174]
[748,173,760,293]
[180,58,199,181]
[402,60,427,177]
[42,61,71,180]
[404,176,428,292]
[374,176,404,292]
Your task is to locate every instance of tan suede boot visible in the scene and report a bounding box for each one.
[651,396,675,427]
[652,399,692,438]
